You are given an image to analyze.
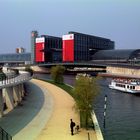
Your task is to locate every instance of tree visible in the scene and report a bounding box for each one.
[25,66,33,76]
[0,68,6,82]
[51,65,65,84]
[11,69,19,75]
[73,74,100,128]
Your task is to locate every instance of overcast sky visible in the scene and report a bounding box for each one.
[0,0,139,53]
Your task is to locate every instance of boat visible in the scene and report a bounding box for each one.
[109,78,140,94]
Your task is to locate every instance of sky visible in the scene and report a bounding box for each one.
[0,0,140,53]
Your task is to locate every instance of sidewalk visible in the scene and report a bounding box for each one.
[33,79,97,140]
[0,79,97,140]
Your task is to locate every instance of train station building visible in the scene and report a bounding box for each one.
[1,30,140,65]
[92,49,140,63]
[31,31,115,64]
[62,31,114,62]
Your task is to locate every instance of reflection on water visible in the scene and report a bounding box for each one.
[35,74,140,140]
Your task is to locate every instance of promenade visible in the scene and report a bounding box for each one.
[34,79,97,140]
[0,79,97,140]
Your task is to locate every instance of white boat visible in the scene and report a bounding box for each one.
[109,78,140,94]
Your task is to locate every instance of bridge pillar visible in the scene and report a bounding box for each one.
[13,85,21,105]
[5,87,14,111]
[0,89,4,118]
[19,84,25,99]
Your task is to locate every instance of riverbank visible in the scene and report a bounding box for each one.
[98,72,140,79]
[34,73,140,140]
[34,74,104,140]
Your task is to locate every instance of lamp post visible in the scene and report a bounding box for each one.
[103,94,107,129]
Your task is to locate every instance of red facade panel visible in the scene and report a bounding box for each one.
[62,34,74,62]
[35,37,45,62]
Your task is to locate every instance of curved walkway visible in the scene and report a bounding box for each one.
[0,79,97,140]
[34,79,97,140]
[0,79,53,140]
[13,79,54,140]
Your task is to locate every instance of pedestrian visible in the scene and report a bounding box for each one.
[70,119,75,135]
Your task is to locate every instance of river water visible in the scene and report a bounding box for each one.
[35,74,140,140]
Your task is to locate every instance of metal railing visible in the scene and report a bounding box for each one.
[0,72,32,88]
[0,127,12,140]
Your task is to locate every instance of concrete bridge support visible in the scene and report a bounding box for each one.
[5,87,14,111]
[0,71,31,118]
[13,85,21,105]
[19,84,24,99]
[0,84,26,115]
[0,89,4,118]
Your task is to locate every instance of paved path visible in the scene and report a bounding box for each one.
[13,79,53,140]
[0,79,97,140]
[34,79,97,140]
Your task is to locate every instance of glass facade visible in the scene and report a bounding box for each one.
[33,31,115,63]
[0,53,31,63]
[74,33,89,61]
[41,35,62,62]
[68,31,115,62]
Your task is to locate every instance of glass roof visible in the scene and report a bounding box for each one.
[92,49,140,60]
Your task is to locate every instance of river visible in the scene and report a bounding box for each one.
[35,74,140,140]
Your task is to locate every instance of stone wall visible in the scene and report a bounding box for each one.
[107,66,140,76]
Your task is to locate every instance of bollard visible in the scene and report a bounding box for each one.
[103,94,107,129]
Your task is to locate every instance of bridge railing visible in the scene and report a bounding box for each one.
[0,71,32,88]
[0,127,12,140]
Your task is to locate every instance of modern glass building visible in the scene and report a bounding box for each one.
[0,53,31,65]
[63,31,115,62]
[32,30,115,63]
[35,35,62,63]
[69,31,115,50]
[5,31,139,65]
[42,35,62,62]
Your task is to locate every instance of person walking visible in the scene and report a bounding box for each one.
[70,119,75,135]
